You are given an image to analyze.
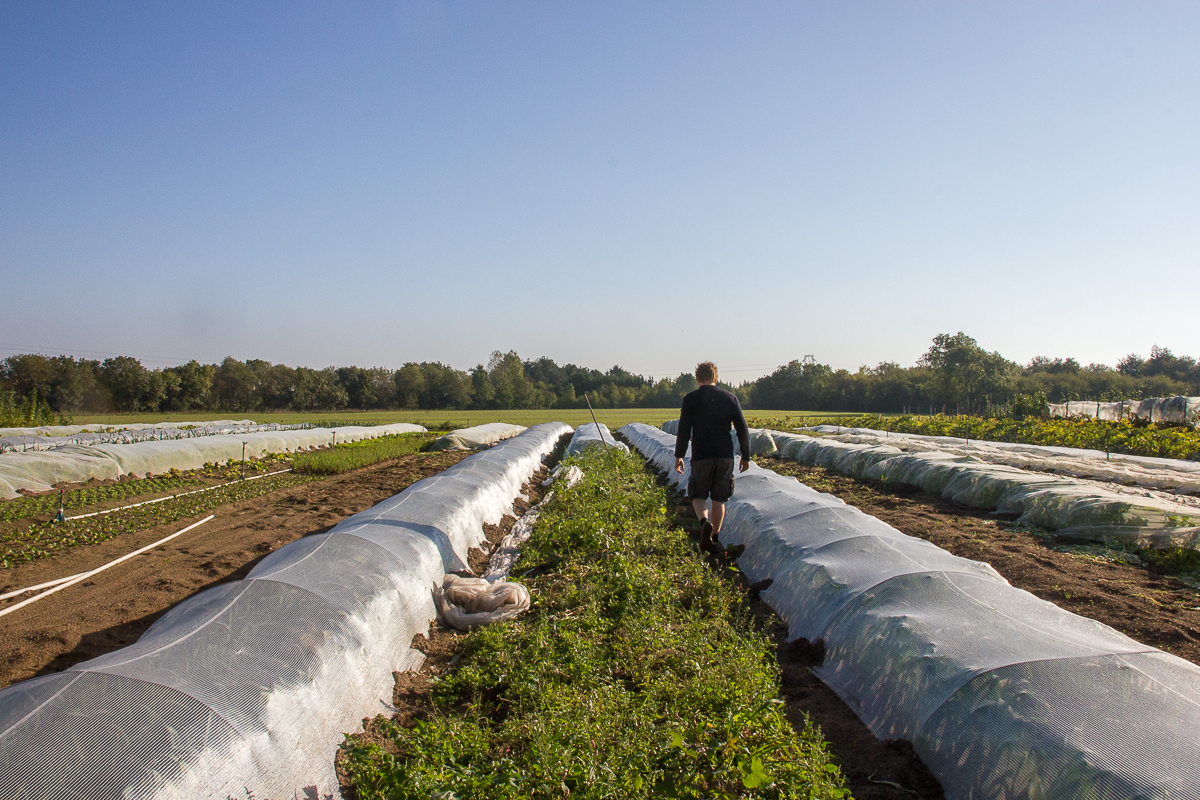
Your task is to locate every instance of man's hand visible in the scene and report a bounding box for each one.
[675,458,685,474]
[739,457,750,473]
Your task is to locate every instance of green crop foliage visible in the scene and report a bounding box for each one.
[0,472,314,568]
[0,474,205,523]
[340,448,848,800]
[292,433,435,475]
[752,413,1200,462]
[1140,547,1200,587]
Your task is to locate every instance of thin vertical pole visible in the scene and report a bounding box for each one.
[583,394,609,447]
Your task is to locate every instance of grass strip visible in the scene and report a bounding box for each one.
[340,447,848,799]
[293,433,434,475]
[0,472,314,568]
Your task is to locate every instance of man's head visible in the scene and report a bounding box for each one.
[695,361,718,385]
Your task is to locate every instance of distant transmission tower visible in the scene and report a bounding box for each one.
[801,355,816,365]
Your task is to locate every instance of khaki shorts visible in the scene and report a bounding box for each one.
[688,458,735,503]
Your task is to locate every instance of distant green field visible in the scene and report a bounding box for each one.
[68,408,842,429]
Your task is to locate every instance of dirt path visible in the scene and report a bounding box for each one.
[0,451,469,689]
[757,457,1200,667]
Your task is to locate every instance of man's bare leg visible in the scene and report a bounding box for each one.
[692,498,709,523]
[710,501,726,536]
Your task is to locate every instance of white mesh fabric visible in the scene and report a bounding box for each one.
[428,422,527,451]
[808,424,1200,493]
[1049,395,1200,425]
[768,430,1200,540]
[620,422,1200,800]
[565,423,628,455]
[660,420,777,456]
[0,422,571,799]
[0,423,427,498]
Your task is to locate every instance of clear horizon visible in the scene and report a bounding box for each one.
[3,2,1197,381]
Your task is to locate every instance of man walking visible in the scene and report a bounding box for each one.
[673,362,750,552]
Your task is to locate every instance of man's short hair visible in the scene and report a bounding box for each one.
[695,362,718,384]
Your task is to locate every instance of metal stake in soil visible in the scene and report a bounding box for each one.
[583,394,610,448]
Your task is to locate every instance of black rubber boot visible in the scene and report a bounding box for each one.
[700,519,714,551]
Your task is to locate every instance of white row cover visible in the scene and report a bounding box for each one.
[1050,396,1200,425]
[0,423,427,500]
[565,423,628,456]
[0,422,572,800]
[773,431,1200,548]
[429,422,527,451]
[0,422,312,454]
[659,419,777,456]
[804,424,1200,495]
[0,420,258,438]
[620,422,1200,800]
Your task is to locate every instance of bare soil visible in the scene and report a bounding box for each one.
[0,451,469,688]
[758,457,1200,667]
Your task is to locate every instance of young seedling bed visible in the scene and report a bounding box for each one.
[0,434,438,567]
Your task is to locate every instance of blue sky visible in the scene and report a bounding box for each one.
[2,1,1197,382]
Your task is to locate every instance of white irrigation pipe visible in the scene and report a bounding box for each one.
[0,470,293,601]
[0,572,87,602]
[66,468,293,521]
[0,516,214,619]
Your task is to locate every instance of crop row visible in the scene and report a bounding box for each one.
[340,447,847,800]
[0,474,203,523]
[0,472,313,568]
[292,433,434,475]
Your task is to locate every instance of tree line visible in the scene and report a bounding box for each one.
[749,334,1200,414]
[0,350,705,415]
[2,334,1198,417]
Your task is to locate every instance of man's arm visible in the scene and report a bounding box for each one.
[731,396,751,472]
[674,397,692,472]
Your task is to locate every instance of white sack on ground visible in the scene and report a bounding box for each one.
[620,422,1200,800]
[774,431,1200,545]
[0,422,571,800]
[429,422,526,451]
[0,423,426,500]
[565,422,627,455]
[541,463,583,489]
[434,574,531,630]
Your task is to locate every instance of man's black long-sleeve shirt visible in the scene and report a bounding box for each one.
[674,384,751,461]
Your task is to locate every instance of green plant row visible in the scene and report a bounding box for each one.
[0,474,204,523]
[340,447,847,800]
[292,433,435,476]
[0,452,296,524]
[0,388,69,428]
[0,472,314,568]
[752,414,1200,462]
